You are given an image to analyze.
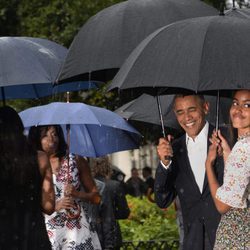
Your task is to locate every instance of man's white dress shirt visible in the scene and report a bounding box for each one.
[161,122,209,193]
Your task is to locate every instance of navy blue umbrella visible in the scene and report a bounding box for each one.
[19,102,142,157]
[0,37,98,102]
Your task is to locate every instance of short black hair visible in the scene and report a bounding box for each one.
[142,166,152,174]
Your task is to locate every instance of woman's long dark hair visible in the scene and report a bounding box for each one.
[28,125,67,158]
[228,91,238,147]
[0,106,39,185]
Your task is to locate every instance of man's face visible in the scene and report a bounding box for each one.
[174,95,209,139]
[131,169,139,178]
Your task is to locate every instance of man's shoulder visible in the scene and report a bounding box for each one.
[107,178,120,187]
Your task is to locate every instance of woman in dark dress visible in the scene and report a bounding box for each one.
[0,106,55,250]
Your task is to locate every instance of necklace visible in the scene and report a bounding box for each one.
[237,131,250,141]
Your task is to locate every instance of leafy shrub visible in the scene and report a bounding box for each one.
[120,195,179,246]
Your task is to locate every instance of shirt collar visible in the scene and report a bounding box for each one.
[186,121,209,145]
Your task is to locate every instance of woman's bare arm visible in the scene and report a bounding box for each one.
[205,133,231,214]
[74,156,101,204]
[37,151,55,215]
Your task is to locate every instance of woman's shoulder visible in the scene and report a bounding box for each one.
[73,154,88,164]
[37,150,50,174]
[233,136,250,154]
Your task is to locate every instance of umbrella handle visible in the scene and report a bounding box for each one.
[156,95,171,161]
[66,124,71,183]
[66,203,81,220]
[215,90,220,131]
[156,95,166,138]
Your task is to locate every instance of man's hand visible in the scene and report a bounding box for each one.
[157,135,173,166]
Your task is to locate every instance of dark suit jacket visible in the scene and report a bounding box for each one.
[154,125,225,250]
[96,177,130,249]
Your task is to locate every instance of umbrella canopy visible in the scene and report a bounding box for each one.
[111,165,126,182]
[107,16,250,95]
[115,94,231,129]
[57,0,217,83]
[115,94,178,129]
[19,102,142,157]
[0,37,98,101]
[0,37,66,100]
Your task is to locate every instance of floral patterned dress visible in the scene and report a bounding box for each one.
[214,136,250,250]
[45,154,101,250]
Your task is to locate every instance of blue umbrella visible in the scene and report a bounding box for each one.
[0,37,98,102]
[19,102,142,157]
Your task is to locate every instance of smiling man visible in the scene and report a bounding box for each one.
[155,94,225,250]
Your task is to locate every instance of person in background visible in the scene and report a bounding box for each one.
[0,106,55,249]
[28,125,101,250]
[111,165,127,194]
[84,177,106,249]
[125,167,146,198]
[205,89,250,249]
[155,94,226,250]
[142,166,155,202]
[91,156,130,250]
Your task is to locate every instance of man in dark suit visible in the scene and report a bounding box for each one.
[155,94,224,250]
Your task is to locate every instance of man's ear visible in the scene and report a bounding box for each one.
[204,101,209,115]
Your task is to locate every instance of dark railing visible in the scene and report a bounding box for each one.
[121,240,179,250]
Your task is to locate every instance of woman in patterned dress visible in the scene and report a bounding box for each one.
[29,125,102,250]
[205,89,250,249]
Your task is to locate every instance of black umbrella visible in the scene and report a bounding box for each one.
[225,6,250,18]
[115,94,231,129]
[115,94,179,129]
[107,16,250,94]
[57,0,217,84]
[111,165,126,182]
[108,15,250,131]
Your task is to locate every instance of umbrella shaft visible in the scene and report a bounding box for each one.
[156,95,166,138]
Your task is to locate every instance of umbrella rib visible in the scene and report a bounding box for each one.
[123,129,141,149]
[197,20,211,92]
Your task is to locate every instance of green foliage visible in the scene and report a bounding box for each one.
[120,196,179,246]
[16,0,123,47]
[0,0,20,36]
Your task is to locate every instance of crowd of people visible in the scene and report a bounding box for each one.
[0,89,249,250]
